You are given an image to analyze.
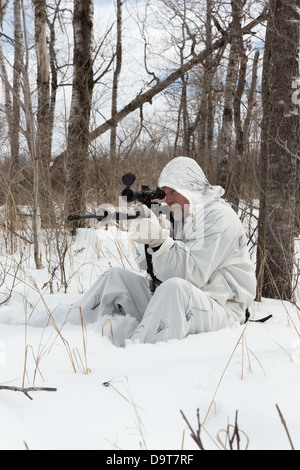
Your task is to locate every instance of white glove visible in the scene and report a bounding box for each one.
[130,205,170,248]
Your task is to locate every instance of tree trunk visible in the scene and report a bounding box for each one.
[0,0,21,214]
[0,0,9,27]
[21,0,43,269]
[256,9,273,302]
[230,39,247,210]
[47,3,59,167]
[243,50,259,152]
[66,0,94,228]
[11,0,22,201]
[197,0,214,177]
[33,0,56,228]
[217,0,243,192]
[110,0,123,189]
[257,0,299,301]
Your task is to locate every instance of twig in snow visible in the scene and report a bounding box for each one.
[180,408,205,450]
[0,385,57,401]
[276,404,295,450]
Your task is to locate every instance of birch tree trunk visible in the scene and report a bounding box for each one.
[66,0,94,228]
[110,0,122,189]
[33,0,56,228]
[21,0,43,269]
[243,50,259,152]
[256,0,299,300]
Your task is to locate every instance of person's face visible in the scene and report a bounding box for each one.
[162,186,190,220]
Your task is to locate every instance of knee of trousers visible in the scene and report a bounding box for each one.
[155,277,192,298]
[103,266,127,281]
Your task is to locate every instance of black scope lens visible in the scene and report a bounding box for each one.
[121,188,135,202]
[155,188,166,199]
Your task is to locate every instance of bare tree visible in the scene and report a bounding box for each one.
[196,0,214,176]
[217,0,244,193]
[21,0,43,269]
[0,0,9,27]
[230,32,248,210]
[109,0,123,189]
[65,0,94,228]
[33,0,56,228]
[0,0,22,212]
[11,0,22,199]
[256,0,300,300]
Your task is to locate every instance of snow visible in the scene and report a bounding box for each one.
[0,225,300,451]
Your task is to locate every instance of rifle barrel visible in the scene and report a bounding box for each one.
[68,213,108,222]
[68,210,141,223]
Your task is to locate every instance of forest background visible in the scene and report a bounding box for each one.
[0,0,299,305]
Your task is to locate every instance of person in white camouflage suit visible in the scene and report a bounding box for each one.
[77,157,256,344]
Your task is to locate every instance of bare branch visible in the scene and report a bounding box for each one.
[276,404,295,450]
[0,385,57,401]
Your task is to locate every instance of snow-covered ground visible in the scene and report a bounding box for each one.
[0,225,299,450]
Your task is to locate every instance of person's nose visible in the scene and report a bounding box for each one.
[165,193,173,206]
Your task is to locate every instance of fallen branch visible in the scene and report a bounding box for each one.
[0,385,57,401]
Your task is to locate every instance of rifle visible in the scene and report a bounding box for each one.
[68,174,166,293]
[68,173,166,223]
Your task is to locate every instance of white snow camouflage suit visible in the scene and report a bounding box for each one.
[77,157,256,344]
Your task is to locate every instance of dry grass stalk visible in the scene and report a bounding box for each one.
[216,411,250,450]
[102,318,114,344]
[54,304,91,375]
[9,270,78,373]
[180,408,249,450]
[72,306,90,374]
[23,441,30,450]
[102,376,147,449]
[240,332,266,379]
[22,344,45,389]
[203,322,250,425]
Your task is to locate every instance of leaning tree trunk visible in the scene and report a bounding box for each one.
[256,0,299,301]
[66,0,94,229]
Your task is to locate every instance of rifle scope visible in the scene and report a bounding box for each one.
[121,173,165,205]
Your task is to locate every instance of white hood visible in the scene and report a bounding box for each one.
[158,156,225,209]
